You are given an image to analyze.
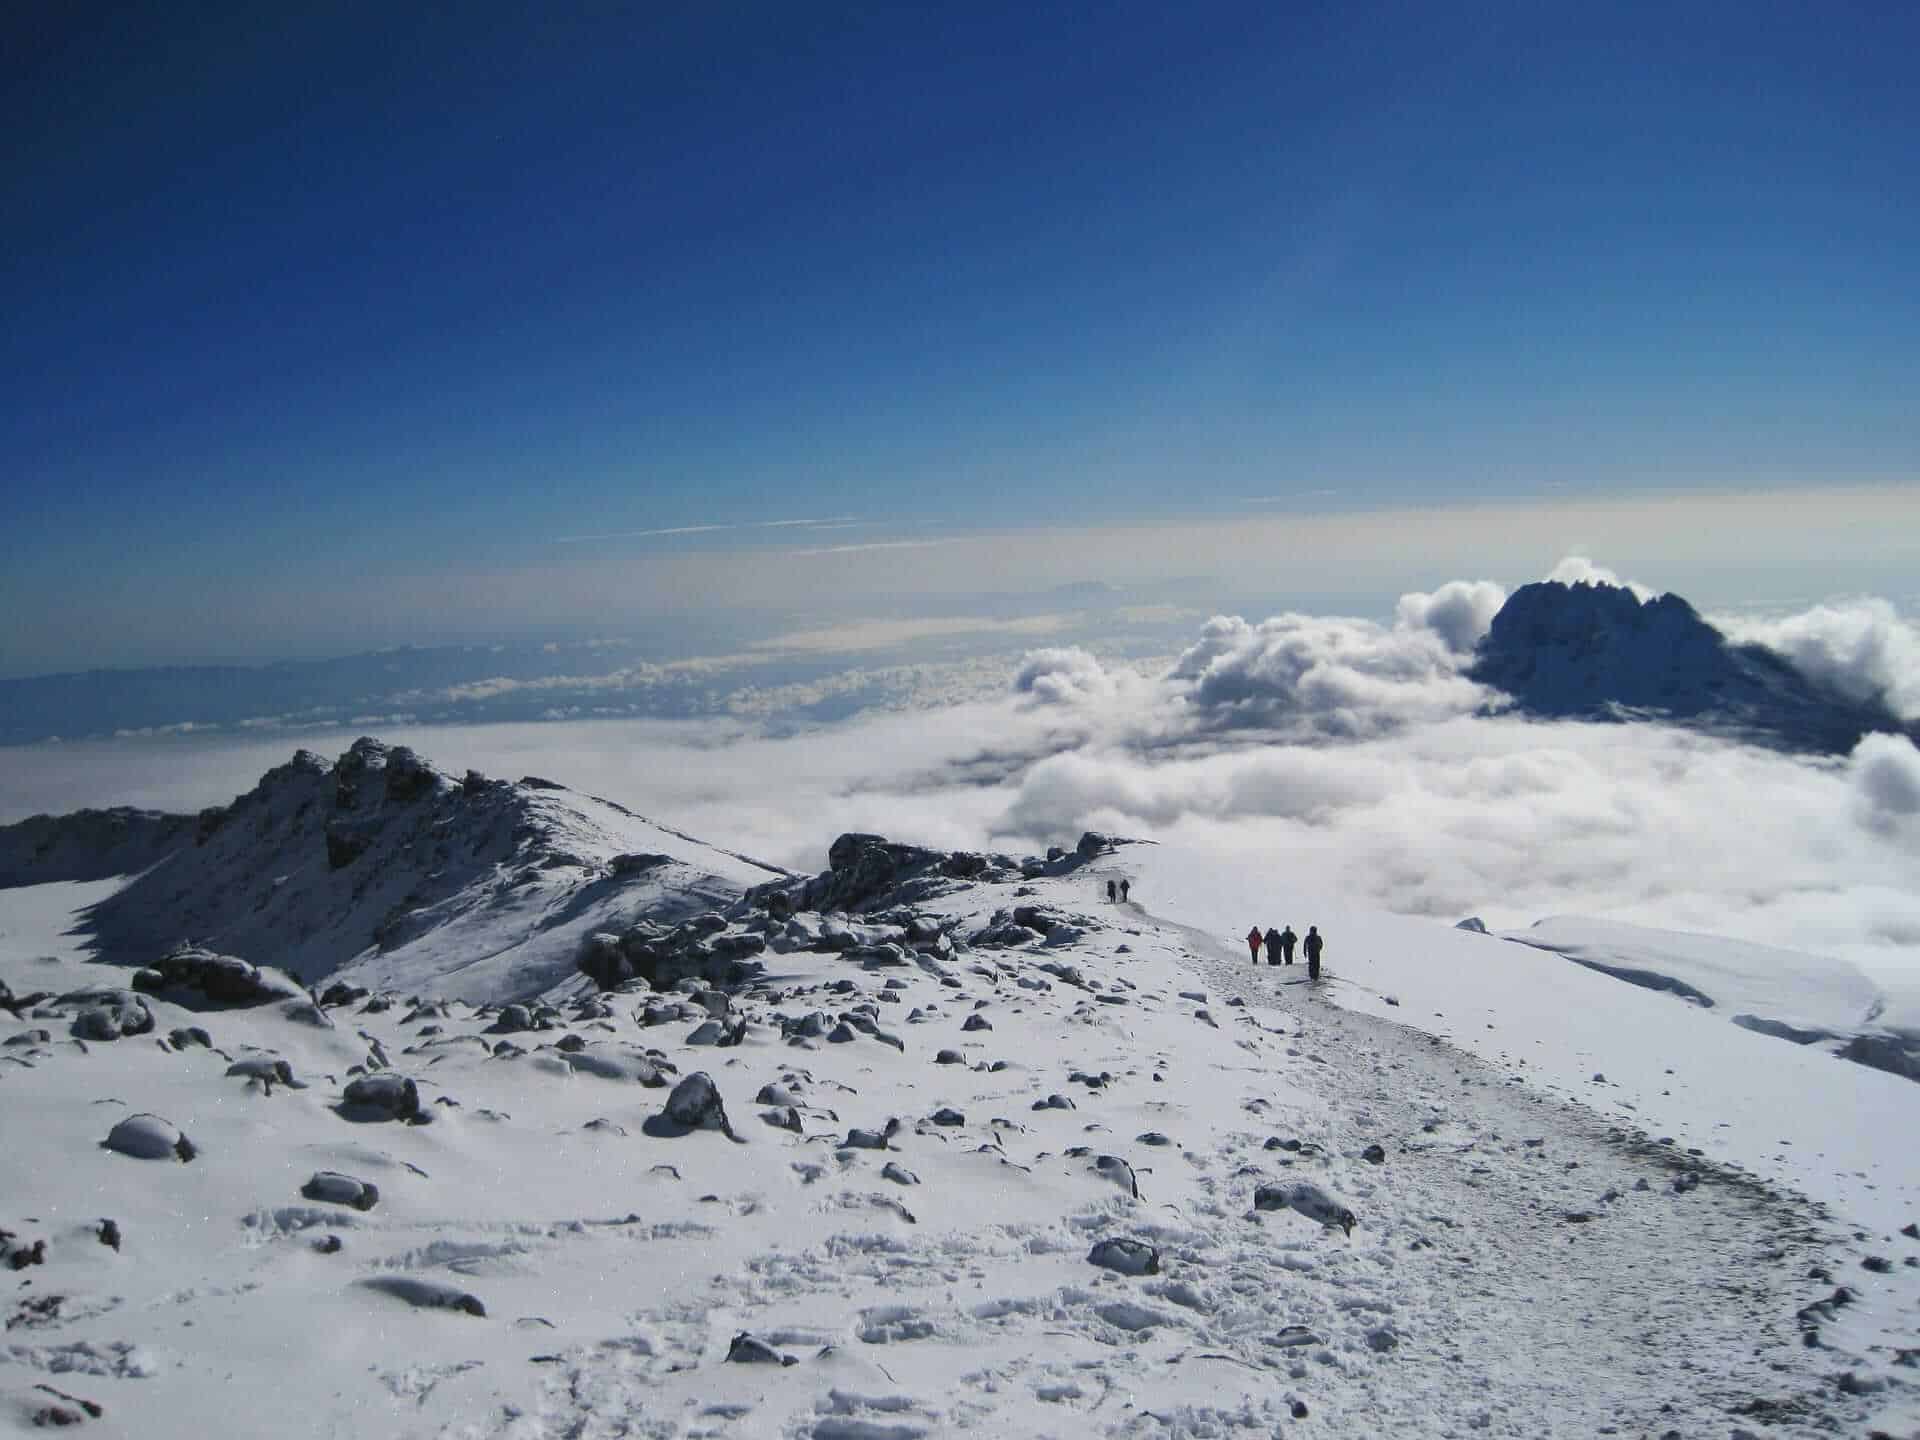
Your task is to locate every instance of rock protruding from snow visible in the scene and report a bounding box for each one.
[653,1071,735,1138]
[301,1172,381,1211]
[134,944,307,1008]
[1455,916,1490,934]
[1255,1180,1357,1236]
[66,990,154,1041]
[725,1331,796,1365]
[340,1073,424,1122]
[356,1276,486,1317]
[1088,1238,1161,1275]
[576,915,767,994]
[103,1114,196,1162]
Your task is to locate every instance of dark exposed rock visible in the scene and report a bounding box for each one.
[1088,1238,1160,1275]
[654,1071,735,1138]
[340,1073,423,1122]
[843,1118,901,1150]
[68,991,153,1041]
[1093,1154,1139,1198]
[302,1171,381,1211]
[356,1276,485,1317]
[226,1056,298,1088]
[1361,1143,1387,1164]
[1,1230,47,1270]
[103,1113,196,1162]
[726,1331,796,1365]
[134,944,304,1008]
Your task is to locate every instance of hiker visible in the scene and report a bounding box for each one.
[1118,878,1129,902]
[1246,926,1264,965]
[1264,926,1282,966]
[1304,925,1323,979]
[1107,879,1117,903]
[1278,925,1297,965]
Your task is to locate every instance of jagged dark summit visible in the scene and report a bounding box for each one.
[1470,580,1914,754]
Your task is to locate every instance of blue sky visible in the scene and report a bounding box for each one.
[3,0,1917,673]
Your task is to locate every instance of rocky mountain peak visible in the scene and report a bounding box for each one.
[1470,580,1912,753]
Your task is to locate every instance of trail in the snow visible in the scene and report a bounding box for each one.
[1144,900,1854,1436]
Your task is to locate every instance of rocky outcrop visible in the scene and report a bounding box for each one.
[133,944,305,1008]
[575,915,768,993]
[753,832,1034,918]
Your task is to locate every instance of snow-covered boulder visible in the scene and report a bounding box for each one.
[103,1113,196,1162]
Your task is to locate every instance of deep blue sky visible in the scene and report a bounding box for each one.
[3,0,1917,672]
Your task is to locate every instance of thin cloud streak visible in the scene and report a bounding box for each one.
[787,538,967,558]
[553,517,862,544]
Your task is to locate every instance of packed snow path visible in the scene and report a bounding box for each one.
[1153,905,1850,1435]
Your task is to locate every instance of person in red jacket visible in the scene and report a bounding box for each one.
[1246,926,1264,965]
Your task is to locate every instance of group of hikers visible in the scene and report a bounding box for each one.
[1248,923,1323,978]
[1099,874,1322,980]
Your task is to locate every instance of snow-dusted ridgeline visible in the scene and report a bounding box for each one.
[0,738,789,1004]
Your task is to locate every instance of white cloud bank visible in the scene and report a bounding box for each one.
[1716,598,1920,723]
[6,560,1918,993]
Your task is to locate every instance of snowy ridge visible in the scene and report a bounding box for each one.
[0,738,789,1004]
[1470,579,1916,753]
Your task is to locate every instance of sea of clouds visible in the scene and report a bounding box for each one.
[4,558,1917,990]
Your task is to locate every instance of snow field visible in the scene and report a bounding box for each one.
[2,856,1915,1436]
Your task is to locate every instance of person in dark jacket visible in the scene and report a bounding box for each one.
[1118,878,1130,902]
[1278,925,1297,965]
[1264,927,1283,966]
[1304,926,1323,979]
[1246,926,1263,965]
[1107,879,1117,903]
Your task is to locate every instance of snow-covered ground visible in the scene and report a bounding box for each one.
[3,819,1916,1437]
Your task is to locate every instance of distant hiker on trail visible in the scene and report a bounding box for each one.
[1119,878,1129,903]
[1246,926,1264,965]
[1264,926,1282,966]
[1107,879,1117,903]
[1278,925,1297,965]
[1304,926,1323,979]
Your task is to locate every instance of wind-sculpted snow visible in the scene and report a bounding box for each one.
[3,817,1916,1437]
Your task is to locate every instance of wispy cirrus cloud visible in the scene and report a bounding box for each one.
[553,517,860,544]
[787,537,967,558]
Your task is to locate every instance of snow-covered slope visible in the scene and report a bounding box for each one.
[4,833,1916,1438]
[1498,915,1920,1079]
[1129,845,1920,1237]
[1470,579,1914,753]
[0,739,788,1003]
